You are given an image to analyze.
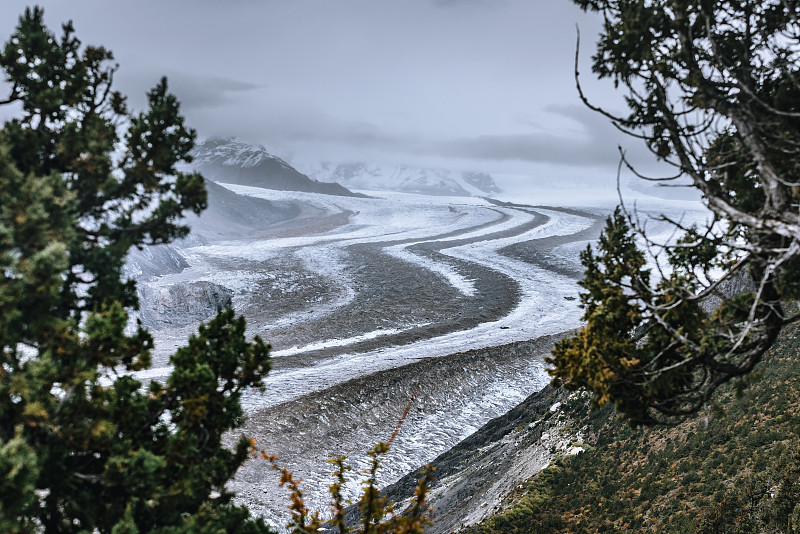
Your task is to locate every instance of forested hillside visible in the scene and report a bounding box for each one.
[467,322,800,533]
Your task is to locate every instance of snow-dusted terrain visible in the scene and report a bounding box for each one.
[191,138,364,197]
[297,161,502,197]
[130,181,707,529]
[139,188,592,390]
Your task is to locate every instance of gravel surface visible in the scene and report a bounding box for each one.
[133,186,608,530]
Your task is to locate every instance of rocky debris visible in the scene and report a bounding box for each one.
[124,244,189,280]
[364,386,590,534]
[232,336,561,526]
[137,281,233,329]
[498,205,607,280]
[700,269,755,313]
[258,244,517,365]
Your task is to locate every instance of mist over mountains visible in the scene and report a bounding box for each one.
[191,138,366,197]
[297,161,502,197]
[192,137,503,198]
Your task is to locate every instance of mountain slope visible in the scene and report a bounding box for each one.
[186,178,301,240]
[298,161,502,197]
[462,323,800,533]
[364,324,800,533]
[192,138,366,197]
[125,178,301,278]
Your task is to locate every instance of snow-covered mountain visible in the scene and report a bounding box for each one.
[191,138,365,197]
[297,161,502,197]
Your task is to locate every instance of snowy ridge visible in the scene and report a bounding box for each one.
[297,161,502,197]
[190,139,365,197]
[192,137,295,171]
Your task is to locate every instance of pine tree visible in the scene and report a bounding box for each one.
[548,209,715,424]
[0,8,272,532]
[550,0,800,424]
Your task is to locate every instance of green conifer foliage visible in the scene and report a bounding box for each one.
[0,8,272,533]
[550,0,800,424]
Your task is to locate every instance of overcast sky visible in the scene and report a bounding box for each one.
[0,1,660,187]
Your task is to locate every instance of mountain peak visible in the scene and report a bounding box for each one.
[190,138,366,198]
[192,137,293,171]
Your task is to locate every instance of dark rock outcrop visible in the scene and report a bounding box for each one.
[192,138,367,198]
[124,244,189,280]
[137,281,233,329]
[463,172,502,195]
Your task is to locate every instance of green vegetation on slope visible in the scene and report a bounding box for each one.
[551,0,800,425]
[467,322,800,533]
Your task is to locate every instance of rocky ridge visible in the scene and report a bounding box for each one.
[191,138,366,197]
[346,376,587,534]
[232,336,574,529]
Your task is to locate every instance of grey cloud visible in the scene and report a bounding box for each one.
[543,103,623,135]
[207,101,636,172]
[432,0,504,7]
[180,99,410,156]
[167,75,262,110]
[433,105,620,167]
[116,70,262,111]
[0,0,625,180]
[434,132,615,167]
[542,103,671,172]
[276,118,401,148]
[431,103,664,172]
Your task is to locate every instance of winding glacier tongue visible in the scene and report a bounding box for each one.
[130,184,613,528]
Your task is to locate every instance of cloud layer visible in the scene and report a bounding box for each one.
[0,1,651,180]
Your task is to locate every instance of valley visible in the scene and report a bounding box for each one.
[129,167,705,529]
